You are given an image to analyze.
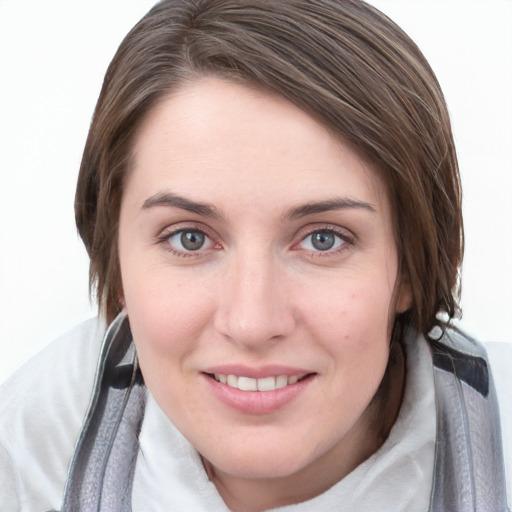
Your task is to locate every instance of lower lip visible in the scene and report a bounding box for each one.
[202,374,315,415]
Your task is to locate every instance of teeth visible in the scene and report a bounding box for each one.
[212,373,305,391]
[257,376,276,391]
[276,375,288,389]
[238,376,258,391]
[218,374,227,384]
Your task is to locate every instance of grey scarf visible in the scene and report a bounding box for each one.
[55,313,509,511]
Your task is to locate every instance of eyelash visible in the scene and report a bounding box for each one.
[155,225,218,258]
[155,224,355,258]
[294,226,355,257]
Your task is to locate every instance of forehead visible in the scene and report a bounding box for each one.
[127,77,389,215]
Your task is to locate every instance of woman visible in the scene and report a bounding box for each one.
[0,1,509,511]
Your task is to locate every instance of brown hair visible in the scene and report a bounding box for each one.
[75,0,463,337]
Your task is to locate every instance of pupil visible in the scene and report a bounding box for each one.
[181,231,205,251]
[312,232,335,251]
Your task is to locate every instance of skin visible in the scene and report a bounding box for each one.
[118,77,410,511]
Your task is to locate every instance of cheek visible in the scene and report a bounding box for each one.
[300,271,395,385]
[121,259,215,358]
[304,272,395,345]
[122,270,215,409]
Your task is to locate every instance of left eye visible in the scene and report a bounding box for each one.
[167,229,212,252]
[300,230,345,252]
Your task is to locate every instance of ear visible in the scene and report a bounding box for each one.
[395,277,412,314]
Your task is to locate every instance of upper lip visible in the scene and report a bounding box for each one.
[201,364,314,379]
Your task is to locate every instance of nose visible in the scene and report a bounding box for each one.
[214,253,296,350]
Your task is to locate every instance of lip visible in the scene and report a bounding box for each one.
[201,365,316,415]
[202,364,312,379]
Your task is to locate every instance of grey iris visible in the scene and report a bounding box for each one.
[311,231,335,251]
[181,231,205,251]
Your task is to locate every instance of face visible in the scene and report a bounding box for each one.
[119,78,409,497]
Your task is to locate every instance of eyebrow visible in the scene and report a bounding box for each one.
[284,197,376,220]
[142,192,222,219]
[142,192,375,221]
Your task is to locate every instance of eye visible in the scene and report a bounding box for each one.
[164,228,216,254]
[299,229,346,252]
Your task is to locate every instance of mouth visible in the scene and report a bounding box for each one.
[204,372,314,391]
[202,368,317,414]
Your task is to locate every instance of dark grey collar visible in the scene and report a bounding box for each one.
[429,327,508,511]
[60,312,146,512]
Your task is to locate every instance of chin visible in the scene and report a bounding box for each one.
[202,437,318,480]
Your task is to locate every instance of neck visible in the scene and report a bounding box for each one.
[204,343,406,512]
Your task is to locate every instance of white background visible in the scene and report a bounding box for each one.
[0,0,511,384]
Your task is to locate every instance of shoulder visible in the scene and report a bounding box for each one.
[432,325,511,405]
[0,317,106,511]
[0,316,106,415]
[485,341,512,433]
[433,326,512,507]
[484,340,512,385]
[484,340,512,508]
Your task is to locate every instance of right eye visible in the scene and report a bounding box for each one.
[160,228,218,256]
[171,230,207,251]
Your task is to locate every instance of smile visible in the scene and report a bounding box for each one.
[209,373,308,391]
[203,369,316,414]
